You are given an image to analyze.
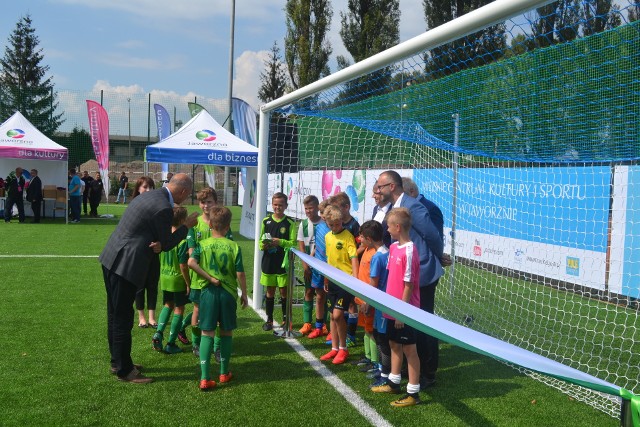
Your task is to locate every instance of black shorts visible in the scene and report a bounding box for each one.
[163,290,189,307]
[386,319,417,345]
[327,284,354,312]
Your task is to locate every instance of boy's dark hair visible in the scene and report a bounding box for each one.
[197,187,218,203]
[209,206,232,231]
[172,206,188,227]
[360,220,383,242]
[272,192,288,205]
[303,195,319,206]
[331,192,350,208]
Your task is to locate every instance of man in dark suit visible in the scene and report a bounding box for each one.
[4,167,26,223]
[99,173,198,383]
[377,170,445,389]
[26,169,43,223]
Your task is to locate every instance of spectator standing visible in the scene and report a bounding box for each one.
[26,169,43,223]
[88,172,104,217]
[68,169,82,223]
[4,167,25,223]
[81,171,94,216]
[115,171,129,204]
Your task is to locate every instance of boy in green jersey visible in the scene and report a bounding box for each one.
[188,207,248,391]
[152,207,191,354]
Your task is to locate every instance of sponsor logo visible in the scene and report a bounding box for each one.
[566,256,580,276]
[336,242,344,250]
[514,248,525,263]
[249,180,256,208]
[287,177,294,200]
[279,227,286,234]
[525,256,560,269]
[7,128,25,138]
[196,129,216,141]
[484,248,504,256]
[473,239,482,256]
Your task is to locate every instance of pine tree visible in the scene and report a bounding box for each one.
[0,15,63,137]
[258,41,289,104]
[284,0,333,90]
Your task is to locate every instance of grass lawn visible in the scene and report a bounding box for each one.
[0,205,618,426]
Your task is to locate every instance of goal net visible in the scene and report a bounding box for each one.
[256,0,640,418]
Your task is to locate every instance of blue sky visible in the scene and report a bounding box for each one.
[0,0,428,115]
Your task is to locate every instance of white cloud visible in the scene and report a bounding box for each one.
[96,52,185,70]
[233,49,270,112]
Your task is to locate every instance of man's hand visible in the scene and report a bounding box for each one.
[185,212,199,228]
[303,265,312,283]
[149,241,162,253]
[395,321,404,329]
[240,293,248,309]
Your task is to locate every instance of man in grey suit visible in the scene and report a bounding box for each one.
[99,173,198,383]
[377,170,444,389]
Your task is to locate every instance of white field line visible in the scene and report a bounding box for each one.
[247,296,393,427]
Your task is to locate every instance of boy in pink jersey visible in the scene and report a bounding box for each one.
[371,208,421,407]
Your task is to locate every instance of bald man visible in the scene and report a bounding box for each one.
[100,173,199,383]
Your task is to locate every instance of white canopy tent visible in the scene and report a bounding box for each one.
[0,111,68,218]
[146,110,258,167]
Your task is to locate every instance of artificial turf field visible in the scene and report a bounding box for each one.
[0,205,617,426]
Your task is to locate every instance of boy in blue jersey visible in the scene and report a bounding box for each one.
[152,207,191,354]
[307,199,330,339]
[188,207,248,391]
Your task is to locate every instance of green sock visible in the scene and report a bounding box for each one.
[182,311,192,330]
[363,334,372,360]
[192,326,201,347]
[168,314,183,344]
[368,334,379,364]
[219,335,233,375]
[199,335,214,380]
[157,306,171,333]
[214,327,221,353]
[303,300,313,324]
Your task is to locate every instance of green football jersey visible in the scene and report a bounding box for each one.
[187,215,234,290]
[191,236,244,299]
[160,239,188,292]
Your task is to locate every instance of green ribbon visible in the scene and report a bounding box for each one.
[619,389,640,427]
[281,247,291,270]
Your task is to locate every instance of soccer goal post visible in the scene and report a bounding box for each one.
[254,0,640,420]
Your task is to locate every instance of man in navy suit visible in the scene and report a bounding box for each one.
[377,170,444,389]
[26,169,43,223]
[99,173,198,383]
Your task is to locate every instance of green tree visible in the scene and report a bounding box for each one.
[422,0,506,79]
[58,126,93,167]
[337,0,400,103]
[0,15,63,138]
[581,0,618,36]
[258,41,289,104]
[530,1,581,48]
[629,4,640,22]
[284,0,333,90]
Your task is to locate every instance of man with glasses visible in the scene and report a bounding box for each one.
[376,170,444,389]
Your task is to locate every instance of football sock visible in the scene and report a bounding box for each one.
[281,298,288,323]
[199,335,214,380]
[315,319,324,329]
[167,314,183,344]
[389,373,401,385]
[375,331,392,375]
[214,327,221,353]
[219,335,232,375]
[192,326,201,347]
[407,383,420,394]
[265,297,275,321]
[157,306,171,333]
[181,311,192,330]
[363,334,372,360]
[368,334,379,363]
[303,300,313,324]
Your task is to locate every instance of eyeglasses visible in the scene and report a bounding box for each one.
[377,182,392,190]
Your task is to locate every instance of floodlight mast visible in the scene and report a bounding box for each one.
[251,0,555,308]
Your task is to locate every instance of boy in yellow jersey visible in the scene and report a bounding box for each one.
[188,207,247,391]
[320,205,359,365]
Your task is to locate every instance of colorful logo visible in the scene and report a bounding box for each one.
[6,128,25,138]
[196,129,216,141]
[279,227,286,234]
[566,256,580,276]
[249,179,256,208]
[473,239,482,257]
[336,242,344,250]
[287,177,294,200]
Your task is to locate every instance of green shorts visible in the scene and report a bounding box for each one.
[163,290,189,307]
[260,272,288,288]
[189,288,201,305]
[198,286,237,332]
